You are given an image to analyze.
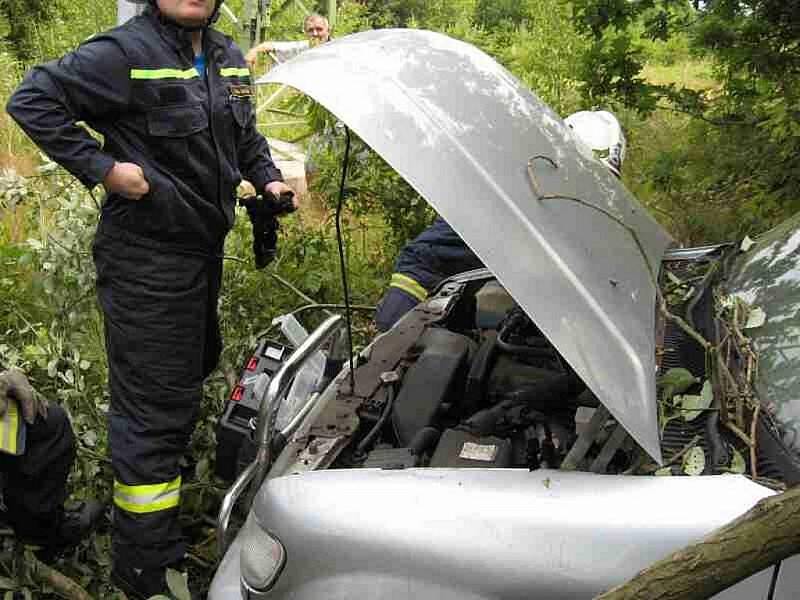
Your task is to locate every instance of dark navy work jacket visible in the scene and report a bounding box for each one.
[7,8,282,250]
[394,216,484,292]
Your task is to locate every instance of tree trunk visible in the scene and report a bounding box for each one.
[595,485,800,600]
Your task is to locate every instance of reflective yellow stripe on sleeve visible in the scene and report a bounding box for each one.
[220,67,251,78]
[0,402,23,455]
[130,68,199,80]
[389,273,428,302]
[114,476,181,514]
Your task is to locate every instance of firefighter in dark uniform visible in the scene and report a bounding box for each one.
[0,369,104,558]
[6,0,294,596]
[375,216,483,331]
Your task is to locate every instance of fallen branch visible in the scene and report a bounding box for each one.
[595,485,800,600]
[8,547,94,600]
[32,556,94,600]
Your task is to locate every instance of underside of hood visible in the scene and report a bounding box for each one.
[258,29,673,463]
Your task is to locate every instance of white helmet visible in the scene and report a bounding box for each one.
[564,110,627,177]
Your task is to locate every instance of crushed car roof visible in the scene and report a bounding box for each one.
[258,29,673,462]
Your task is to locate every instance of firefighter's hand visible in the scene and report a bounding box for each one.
[103,162,150,200]
[245,42,274,68]
[264,181,299,210]
[0,369,48,425]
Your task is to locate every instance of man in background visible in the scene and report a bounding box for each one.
[245,13,331,66]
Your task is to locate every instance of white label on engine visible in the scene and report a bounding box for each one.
[460,442,498,462]
[265,345,284,360]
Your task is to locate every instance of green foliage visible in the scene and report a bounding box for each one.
[441,1,590,114]
[474,0,529,29]
[307,125,434,255]
[574,0,800,239]
[0,0,56,61]
[0,0,115,63]
[356,0,431,28]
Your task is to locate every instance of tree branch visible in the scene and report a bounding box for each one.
[595,486,800,600]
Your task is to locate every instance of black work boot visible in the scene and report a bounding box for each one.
[55,500,106,547]
[27,499,105,561]
[111,563,199,600]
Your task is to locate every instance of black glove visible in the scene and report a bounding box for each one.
[239,191,296,269]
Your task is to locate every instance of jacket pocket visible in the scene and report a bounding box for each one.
[229,97,253,129]
[146,103,209,176]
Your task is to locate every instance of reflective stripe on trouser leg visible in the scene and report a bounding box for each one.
[0,401,24,455]
[94,234,221,569]
[114,476,181,514]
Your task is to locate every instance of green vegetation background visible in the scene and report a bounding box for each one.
[0,0,797,597]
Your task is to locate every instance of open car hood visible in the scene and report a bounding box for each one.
[258,29,673,462]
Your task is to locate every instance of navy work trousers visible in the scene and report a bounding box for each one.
[93,229,222,570]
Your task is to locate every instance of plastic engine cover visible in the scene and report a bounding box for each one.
[392,328,474,446]
[429,429,512,468]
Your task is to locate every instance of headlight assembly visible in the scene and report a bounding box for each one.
[240,518,286,599]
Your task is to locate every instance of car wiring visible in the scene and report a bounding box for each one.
[335,126,356,390]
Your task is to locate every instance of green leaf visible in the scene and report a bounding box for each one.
[195,457,210,480]
[666,271,683,285]
[26,238,43,251]
[659,367,698,401]
[744,307,766,329]
[675,394,702,419]
[654,467,672,476]
[0,577,16,590]
[719,294,735,310]
[730,448,746,474]
[82,429,97,447]
[166,569,191,600]
[677,380,713,421]
[682,446,706,476]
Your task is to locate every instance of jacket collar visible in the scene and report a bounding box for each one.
[143,7,228,65]
[144,6,198,60]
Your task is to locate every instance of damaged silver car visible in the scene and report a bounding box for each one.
[209,29,800,600]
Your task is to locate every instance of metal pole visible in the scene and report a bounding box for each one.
[259,0,272,44]
[327,0,337,29]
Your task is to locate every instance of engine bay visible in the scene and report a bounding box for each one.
[219,258,777,482]
[323,276,636,474]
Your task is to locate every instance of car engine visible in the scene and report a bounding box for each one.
[219,260,770,481]
[326,277,632,473]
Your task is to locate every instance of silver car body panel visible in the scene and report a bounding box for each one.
[774,555,800,599]
[209,469,774,599]
[258,29,673,462]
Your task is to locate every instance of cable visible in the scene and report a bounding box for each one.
[335,127,356,390]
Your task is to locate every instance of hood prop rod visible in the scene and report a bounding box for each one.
[335,126,356,391]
